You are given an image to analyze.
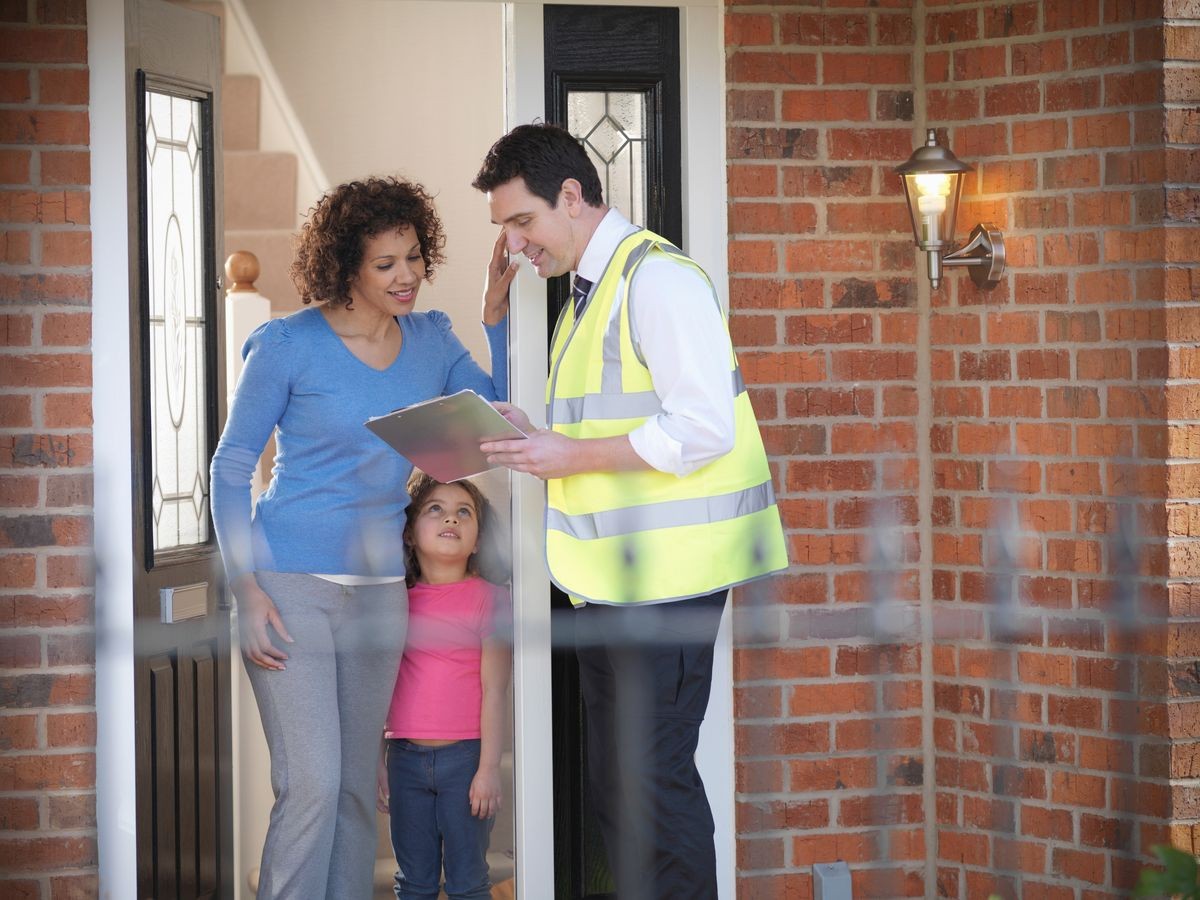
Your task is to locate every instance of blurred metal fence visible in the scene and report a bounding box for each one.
[91,495,1175,898]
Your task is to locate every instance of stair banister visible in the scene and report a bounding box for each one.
[224,250,272,496]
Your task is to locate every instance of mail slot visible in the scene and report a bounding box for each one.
[161,582,209,623]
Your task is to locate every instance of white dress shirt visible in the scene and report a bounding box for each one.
[573,208,736,477]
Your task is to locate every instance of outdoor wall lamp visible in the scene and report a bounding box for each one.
[896,129,1005,290]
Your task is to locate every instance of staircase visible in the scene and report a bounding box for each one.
[222,71,301,314]
[175,0,302,316]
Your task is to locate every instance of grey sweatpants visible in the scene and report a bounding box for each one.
[246,572,407,900]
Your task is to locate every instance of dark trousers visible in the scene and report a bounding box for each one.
[574,590,728,900]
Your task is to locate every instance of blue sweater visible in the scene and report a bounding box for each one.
[210,307,507,581]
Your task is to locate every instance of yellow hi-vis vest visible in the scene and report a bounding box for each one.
[545,228,789,605]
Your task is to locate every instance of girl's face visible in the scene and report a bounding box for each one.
[410,483,480,573]
[347,226,425,318]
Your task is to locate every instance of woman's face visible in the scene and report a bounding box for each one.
[347,226,425,317]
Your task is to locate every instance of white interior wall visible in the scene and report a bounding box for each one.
[237,0,506,365]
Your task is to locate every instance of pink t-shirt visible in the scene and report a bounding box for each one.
[385,577,509,740]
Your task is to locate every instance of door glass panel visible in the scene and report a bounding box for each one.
[568,91,647,226]
[144,88,209,551]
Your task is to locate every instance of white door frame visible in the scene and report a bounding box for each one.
[93,1,729,894]
[500,3,733,896]
[91,0,138,894]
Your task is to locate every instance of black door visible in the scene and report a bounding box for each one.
[543,7,682,897]
[127,2,231,897]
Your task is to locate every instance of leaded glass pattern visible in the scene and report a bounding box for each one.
[144,89,209,550]
[567,91,647,225]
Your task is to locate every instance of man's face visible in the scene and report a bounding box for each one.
[488,177,581,279]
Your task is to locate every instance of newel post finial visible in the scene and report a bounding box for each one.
[225,250,260,293]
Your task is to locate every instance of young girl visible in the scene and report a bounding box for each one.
[378,471,512,900]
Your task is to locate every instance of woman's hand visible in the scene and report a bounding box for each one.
[482,228,518,326]
[469,765,502,820]
[233,574,292,670]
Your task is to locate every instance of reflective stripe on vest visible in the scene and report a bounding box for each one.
[547,479,777,541]
[550,368,747,424]
[544,228,789,604]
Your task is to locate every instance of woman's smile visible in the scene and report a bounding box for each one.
[347,226,426,318]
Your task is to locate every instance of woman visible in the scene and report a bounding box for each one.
[210,176,516,900]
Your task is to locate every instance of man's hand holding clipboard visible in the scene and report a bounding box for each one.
[482,401,648,480]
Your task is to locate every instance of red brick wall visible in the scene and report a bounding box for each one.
[925,2,1188,898]
[0,0,97,896]
[1159,0,1200,872]
[726,2,925,896]
[728,1,1200,898]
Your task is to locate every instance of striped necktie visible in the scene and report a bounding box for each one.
[571,275,593,316]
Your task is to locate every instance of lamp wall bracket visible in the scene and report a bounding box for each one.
[940,222,1005,289]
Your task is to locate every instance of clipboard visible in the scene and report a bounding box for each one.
[365,389,528,483]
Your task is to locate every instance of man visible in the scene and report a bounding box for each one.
[474,123,787,899]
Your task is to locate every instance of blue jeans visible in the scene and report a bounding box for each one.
[386,738,493,900]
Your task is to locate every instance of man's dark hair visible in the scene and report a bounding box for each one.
[472,123,604,208]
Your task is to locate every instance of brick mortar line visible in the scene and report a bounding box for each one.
[1,468,93,491]
[0,791,96,797]
[0,544,94,548]
[0,681,94,691]
[0,145,89,152]
[0,833,99,841]
[0,738,99,746]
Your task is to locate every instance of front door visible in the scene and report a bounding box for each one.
[126,2,231,897]
[542,7,682,896]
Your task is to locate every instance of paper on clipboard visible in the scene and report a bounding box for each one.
[365,389,528,483]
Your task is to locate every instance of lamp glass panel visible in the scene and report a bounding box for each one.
[902,170,962,251]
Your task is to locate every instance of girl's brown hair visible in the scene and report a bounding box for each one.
[403,471,510,588]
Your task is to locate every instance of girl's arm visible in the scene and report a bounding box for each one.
[469,633,512,819]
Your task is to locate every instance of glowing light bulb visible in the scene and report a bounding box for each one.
[914,172,953,217]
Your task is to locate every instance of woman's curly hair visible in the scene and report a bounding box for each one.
[403,470,511,589]
[290,177,447,307]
